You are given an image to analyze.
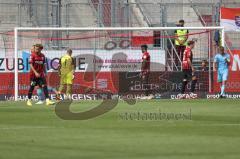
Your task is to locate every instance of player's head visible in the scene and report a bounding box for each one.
[31,45,36,53]
[179,19,185,27]
[67,48,73,56]
[141,44,148,53]
[219,46,225,54]
[187,40,195,49]
[34,44,43,54]
[202,60,207,67]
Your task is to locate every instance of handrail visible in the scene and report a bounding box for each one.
[188,0,207,27]
[164,30,182,71]
[166,46,178,71]
[88,0,105,27]
[135,2,152,26]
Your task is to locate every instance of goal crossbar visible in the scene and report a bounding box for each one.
[15,26,224,31]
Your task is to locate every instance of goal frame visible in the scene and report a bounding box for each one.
[14,26,225,101]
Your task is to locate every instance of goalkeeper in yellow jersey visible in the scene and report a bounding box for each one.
[57,49,75,100]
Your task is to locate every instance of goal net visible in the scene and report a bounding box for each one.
[10,27,224,101]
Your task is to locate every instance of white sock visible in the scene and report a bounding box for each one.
[221,85,225,95]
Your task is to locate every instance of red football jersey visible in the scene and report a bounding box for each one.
[29,52,46,78]
[141,51,150,73]
[182,47,193,70]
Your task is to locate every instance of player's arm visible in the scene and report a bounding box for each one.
[29,54,40,77]
[226,55,231,66]
[186,51,194,71]
[213,61,217,72]
[30,64,40,77]
[71,57,76,72]
[182,30,189,44]
[175,30,181,44]
[187,58,195,72]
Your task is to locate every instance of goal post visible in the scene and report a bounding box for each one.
[14,26,225,101]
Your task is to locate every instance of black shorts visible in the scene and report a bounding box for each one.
[30,77,47,87]
[182,69,195,81]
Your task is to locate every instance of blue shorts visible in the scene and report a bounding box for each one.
[218,69,228,82]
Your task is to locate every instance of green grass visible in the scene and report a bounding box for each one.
[0,99,240,159]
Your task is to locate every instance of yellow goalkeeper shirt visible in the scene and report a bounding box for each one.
[60,54,74,74]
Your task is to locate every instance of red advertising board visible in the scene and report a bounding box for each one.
[0,72,119,96]
[131,36,154,47]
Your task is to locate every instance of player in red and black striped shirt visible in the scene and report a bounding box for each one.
[27,44,55,106]
[181,41,197,95]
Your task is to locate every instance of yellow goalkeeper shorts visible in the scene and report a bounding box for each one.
[60,72,74,85]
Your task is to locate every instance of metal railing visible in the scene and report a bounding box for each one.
[164,30,181,71]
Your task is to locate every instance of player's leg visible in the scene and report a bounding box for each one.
[36,88,44,104]
[57,74,67,100]
[39,78,55,105]
[58,84,65,94]
[181,70,189,94]
[180,46,186,61]
[57,74,67,99]
[140,73,149,99]
[47,86,60,100]
[190,75,197,93]
[36,86,58,104]
[48,86,58,95]
[65,72,74,100]
[189,74,198,99]
[143,74,149,96]
[144,73,154,99]
[220,81,225,97]
[220,70,228,97]
[181,80,188,94]
[66,85,72,99]
[27,78,37,106]
[145,74,151,99]
[217,70,223,97]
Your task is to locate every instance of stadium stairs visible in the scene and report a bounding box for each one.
[135,0,208,71]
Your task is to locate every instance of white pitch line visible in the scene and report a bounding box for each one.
[196,123,240,126]
[0,126,53,130]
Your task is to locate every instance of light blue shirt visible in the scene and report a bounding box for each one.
[214,53,230,71]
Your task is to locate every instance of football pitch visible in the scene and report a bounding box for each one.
[0,99,240,159]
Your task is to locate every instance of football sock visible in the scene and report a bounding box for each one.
[66,85,72,98]
[221,85,225,96]
[43,86,49,99]
[37,88,44,101]
[181,81,188,94]
[191,79,197,93]
[28,85,35,99]
[58,84,64,94]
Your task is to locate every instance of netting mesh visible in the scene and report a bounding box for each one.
[0,28,226,100]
